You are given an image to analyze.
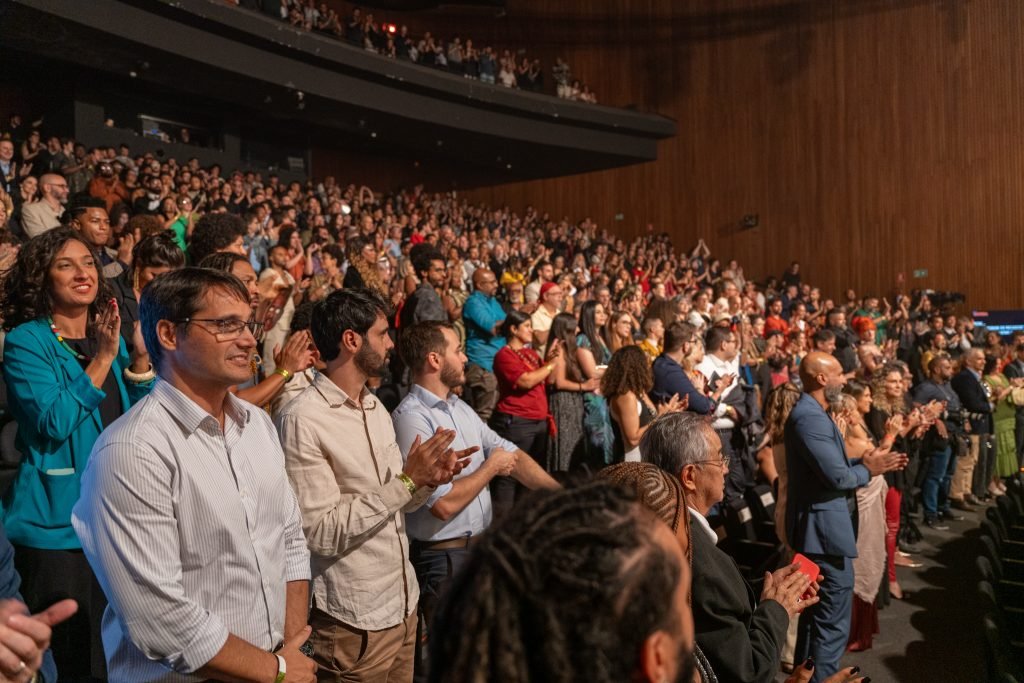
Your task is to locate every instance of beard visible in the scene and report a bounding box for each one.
[675,646,698,683]
[440,358,465,390]
[824,382,844,404]
[354,342,388,378]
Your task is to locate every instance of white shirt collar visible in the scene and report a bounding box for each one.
[689,507,718,546]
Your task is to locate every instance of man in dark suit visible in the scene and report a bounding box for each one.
[951,348,992,500]
[641,412,814,683]
[651,322,717,415]
[785,352,905,682]
[1003,343,1024,464]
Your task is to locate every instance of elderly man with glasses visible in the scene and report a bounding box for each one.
[21,172,68,238]
[641,411,815,683]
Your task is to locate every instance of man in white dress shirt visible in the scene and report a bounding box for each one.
[73,268,316,683]
[695,325,747,502]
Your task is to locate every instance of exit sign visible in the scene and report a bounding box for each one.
[913,269,928,278]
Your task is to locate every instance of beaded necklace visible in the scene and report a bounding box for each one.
[48,317,90,361]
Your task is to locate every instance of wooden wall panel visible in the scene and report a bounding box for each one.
[396,0,1024,310]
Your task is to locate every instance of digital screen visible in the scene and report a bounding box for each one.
[972,310,1024,339]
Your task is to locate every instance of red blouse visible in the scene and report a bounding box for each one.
[493,345,549,420]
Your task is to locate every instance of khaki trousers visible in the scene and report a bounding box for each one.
[464,363,498,421]
[950,434,979,501]
[309,608,417,683]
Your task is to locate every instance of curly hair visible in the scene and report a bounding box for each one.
[427,482,682,683]
[128,213,169,241]
[869,366,906,415]
[763,382,802,445]
[601,344,653,400]
[1,228,114,331]
[188,212,244,265]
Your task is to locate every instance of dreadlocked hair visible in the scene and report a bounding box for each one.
[428,481,682,683]
[597,461,693,567]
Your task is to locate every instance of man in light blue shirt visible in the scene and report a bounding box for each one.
[462,268,505,421]
[391,321,557,676]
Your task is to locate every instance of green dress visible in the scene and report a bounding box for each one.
[984,373,1019,478]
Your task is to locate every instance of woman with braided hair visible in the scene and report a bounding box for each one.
[428,481,697,683]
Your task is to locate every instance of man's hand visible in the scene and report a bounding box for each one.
[760,564,819,618]
[274,330,316,375]
[862,448,908,476]
[117,232,136,266]
[277,626,316,683]
[486,449,518,477]
[0,598,77,683]
[403,428,455,488]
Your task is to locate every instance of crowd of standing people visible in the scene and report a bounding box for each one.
[0,117,1021,682]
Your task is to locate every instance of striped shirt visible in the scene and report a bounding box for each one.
[72,379,310,681]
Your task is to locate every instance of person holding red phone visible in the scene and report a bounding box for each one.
[640,411,820,683]
[783,353,907,682]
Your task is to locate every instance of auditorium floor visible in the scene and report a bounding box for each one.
[773,502,989,683]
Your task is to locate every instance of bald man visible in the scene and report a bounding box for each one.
[784,352,906,682]
[463,268,505,422]
[21,172,68,238]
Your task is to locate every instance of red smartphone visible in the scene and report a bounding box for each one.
[792,553,821,603]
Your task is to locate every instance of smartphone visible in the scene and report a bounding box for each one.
[792,553,821,603]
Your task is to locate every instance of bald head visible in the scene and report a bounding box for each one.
[472,267,498,297]
[800,351,842,392]
[39,173,69,204]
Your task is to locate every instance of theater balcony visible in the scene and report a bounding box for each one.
[1,0,675,183]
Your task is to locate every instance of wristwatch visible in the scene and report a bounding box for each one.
[397,472,417,495]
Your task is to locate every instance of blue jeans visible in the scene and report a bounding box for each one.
[921,445,953,519]
[795,554,854,683]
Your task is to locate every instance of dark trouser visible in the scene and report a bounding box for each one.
[1015,409,1024,467]
[409,541,473,683]
[489,412,547,519]
[716,427,749,502]
[464,364,498,422]
[14,546,107,681]
[921,445,953,520]
[795,554,853,683]
[972,433,995,497]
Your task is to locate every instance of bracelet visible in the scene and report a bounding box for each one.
[273,367,293,382]
[123,364,156,384]
[274,653,286,683]
[397,472,417,496]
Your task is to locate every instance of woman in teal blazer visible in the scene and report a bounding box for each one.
[1,227,154,679]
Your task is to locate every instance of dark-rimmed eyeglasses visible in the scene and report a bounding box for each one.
[178,317,263,341]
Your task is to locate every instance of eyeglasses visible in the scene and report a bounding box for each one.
[178,317,263,341]
[693,456,731,470]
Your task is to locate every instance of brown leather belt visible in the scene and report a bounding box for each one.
[413,535,477,550]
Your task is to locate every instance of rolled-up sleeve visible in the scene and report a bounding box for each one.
[72,441,229,673]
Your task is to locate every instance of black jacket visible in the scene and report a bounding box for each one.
[951,368,993,434]
[690,510,789,683]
